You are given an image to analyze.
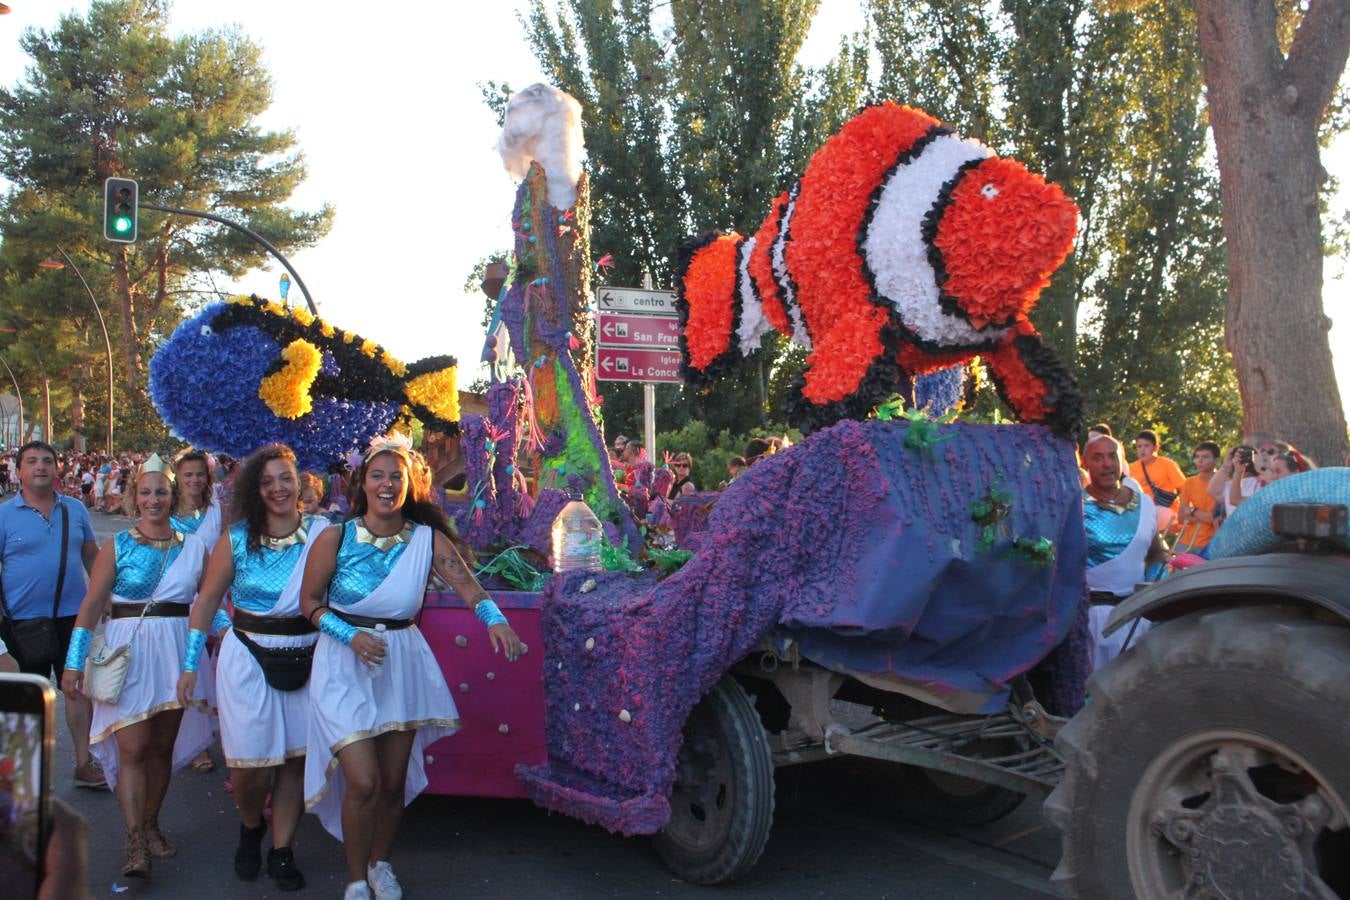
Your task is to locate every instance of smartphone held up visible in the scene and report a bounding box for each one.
[0,673,56,898]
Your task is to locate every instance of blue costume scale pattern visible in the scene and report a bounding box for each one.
[228,518,315,614]
[111,531,184,600]
[171,509,207,536]
[1082,491,1141,568]
[328,520,410,607]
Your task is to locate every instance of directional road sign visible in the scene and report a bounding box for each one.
[596,347,683,383]
[595,285,682,384]
[598,313,681,349]
[595,286,678,316]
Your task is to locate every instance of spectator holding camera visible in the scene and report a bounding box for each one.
[1208,444,1262,512]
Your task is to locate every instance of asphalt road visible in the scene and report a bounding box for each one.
[49,506,1065,899]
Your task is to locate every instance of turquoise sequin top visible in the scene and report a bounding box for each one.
[228,517,315,614]
[171,509,207,535]
[328,519,413,607]
[1083,490,1142,568]
[111,531,184,600]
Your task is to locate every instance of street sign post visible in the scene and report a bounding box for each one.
[596,282,681,454]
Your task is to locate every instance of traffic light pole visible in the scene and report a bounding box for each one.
[139,202,318,316]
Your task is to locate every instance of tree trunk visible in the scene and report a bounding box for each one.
[1194,0,1350,466]
[112,245,143,383]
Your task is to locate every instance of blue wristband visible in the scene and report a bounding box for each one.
[474,598,508,629]
[210,608,232,636]
[183,629,208,673]
[64,627,94,672]
[318,610,359,646]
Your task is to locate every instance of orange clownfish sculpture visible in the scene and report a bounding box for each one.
[676,102,1083,437]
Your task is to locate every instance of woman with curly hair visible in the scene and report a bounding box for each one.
[60,454,215,879]
[177,444,330,891]
[300,434,522,900]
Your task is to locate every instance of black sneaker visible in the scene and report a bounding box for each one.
[267,846,306,891]
[234,822,266,881]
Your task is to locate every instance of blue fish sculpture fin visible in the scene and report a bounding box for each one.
[402,355,460,435]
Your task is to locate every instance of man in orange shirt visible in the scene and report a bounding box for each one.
[1176,441,1221,553]
[1129,430,1186,523]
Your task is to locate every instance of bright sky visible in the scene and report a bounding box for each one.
[1,1,1347,417]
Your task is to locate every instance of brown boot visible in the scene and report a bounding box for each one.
[143,818,176,858]
[123,828,151,878]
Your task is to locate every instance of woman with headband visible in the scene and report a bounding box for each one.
[300,434,521,900]
[177,444,328,891]
[60,453,215,879]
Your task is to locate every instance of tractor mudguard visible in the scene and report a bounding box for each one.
[1103,552,1350,637]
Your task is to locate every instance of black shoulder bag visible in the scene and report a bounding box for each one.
[1,502,71,671]
[1140,461,1179,508]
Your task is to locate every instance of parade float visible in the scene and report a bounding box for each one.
[149,83,1350,894]
[148,84,1091,882]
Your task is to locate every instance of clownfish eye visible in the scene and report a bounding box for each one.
[980,183,1000,200]
[200,325,214,337]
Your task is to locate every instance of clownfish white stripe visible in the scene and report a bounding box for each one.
[735,236,773,354]
[771,183,812,350]
[863,133,1008,349]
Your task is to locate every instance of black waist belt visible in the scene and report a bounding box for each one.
[1089,591,1124,606]
[233,610,316,636]
[110,601,191,619]
[329,610,414,630]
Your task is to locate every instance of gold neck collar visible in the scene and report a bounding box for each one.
[354,517,414,552]
[131,528,184,550]
[261,516,309,551]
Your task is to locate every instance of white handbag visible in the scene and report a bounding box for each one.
[84,548,172,704]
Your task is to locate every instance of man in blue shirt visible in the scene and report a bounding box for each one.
[0,441,101,787]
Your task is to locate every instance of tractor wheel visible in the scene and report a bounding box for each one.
[1046,605,1350,899]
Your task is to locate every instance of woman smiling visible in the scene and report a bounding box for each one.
[299,434,521,900]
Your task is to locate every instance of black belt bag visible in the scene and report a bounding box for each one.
[232,624,315,692]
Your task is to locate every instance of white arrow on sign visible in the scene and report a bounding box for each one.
[601,356,614,372]
[602,321,616,337]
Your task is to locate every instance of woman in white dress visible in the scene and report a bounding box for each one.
[178,444,326,891]
[60,454,215,878]
[171,448,223,776]
[299,435,522,900]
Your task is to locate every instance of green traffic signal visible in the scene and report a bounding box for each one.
[103,177,139,242]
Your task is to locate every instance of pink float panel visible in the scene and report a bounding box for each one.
[419,590,547,798]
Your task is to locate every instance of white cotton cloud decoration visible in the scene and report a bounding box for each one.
[497,83,585,211]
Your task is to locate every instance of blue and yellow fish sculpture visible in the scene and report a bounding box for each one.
[149,296,459,470]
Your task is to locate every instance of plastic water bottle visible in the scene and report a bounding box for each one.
[369,623,387,677]
[551,494,603,573]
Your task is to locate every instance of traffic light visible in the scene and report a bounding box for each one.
[103,177,138,242]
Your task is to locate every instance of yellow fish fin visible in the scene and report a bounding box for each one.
[258,338,323,419]
[403,355,459,427]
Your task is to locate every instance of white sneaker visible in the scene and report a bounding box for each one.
[343,882,372,900]
[367,861,403,900]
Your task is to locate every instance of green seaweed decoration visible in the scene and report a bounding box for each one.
[901,407,958,456]
[599,534,644,573]
[970,485,1015,552]
[1010,537,1056,568]
[474,546,549,592]
[646,545,693,575]
[873,393,907,421]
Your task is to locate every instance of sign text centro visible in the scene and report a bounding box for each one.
[595,286,681,384]
[596,287,678,316]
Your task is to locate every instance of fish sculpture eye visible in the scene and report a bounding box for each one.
[980,183,1000,200]
[200,325,213,337]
